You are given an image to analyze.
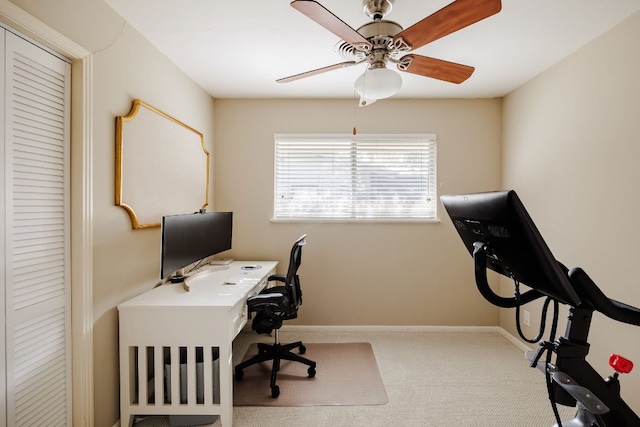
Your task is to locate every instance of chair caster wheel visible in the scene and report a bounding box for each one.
[271,385,280,398]
[235,369,244,381]
[299,344,306,354]
[308,366,316,378]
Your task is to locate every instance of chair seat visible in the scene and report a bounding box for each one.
[248,286,297,318]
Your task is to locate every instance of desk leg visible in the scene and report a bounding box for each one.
[219,343,234,427]
[121,412,132,427]
[119,343,133,427]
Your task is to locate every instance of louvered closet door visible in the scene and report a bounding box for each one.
[3,30,71,426]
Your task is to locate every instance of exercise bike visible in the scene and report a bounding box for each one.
[441,190,640,427]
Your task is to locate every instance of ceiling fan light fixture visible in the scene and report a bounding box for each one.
[354,67,402,100]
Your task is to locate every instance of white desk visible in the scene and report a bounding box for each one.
[118,261,278,427]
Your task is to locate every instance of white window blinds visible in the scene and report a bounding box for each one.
[274,134,437,220]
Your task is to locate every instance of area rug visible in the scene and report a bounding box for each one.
[233,342,388,407]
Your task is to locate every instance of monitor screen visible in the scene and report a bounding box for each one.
[160,211,233,281]
[440,190,581,306]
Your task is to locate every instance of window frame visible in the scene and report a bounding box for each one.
[272,133,439,223]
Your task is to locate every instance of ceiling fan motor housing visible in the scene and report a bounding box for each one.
[357,20,403,40]
[356,20,403,67]
[363,0,394,20]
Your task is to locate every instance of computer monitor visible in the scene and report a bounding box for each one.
[440,190,581,306]
[160,211,233,282]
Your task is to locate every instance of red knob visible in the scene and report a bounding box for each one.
[609,353,634,374]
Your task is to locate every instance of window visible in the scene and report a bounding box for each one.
[274,134,437,221]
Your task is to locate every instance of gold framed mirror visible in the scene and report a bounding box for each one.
[116,99,209,229]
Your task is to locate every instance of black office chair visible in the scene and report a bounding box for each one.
[234,234,316,398]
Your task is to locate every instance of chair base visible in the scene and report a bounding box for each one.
[235,334,316,398]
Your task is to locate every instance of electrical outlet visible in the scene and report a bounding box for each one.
[523,310,531,326]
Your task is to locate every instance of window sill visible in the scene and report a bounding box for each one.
[270,218,442,224]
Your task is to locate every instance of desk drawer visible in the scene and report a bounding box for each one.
[248,276,268,298]
[230,299,247,337]
[232,276,269,336]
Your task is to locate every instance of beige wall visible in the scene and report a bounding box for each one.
[214,98,502,326]
[502,10,640,413]
[91,36,216,427]
[7,1,217,426]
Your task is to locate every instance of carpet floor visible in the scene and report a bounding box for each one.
[133,329,576,426]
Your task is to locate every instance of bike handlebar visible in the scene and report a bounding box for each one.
[569,267,640,327]
[472,241,640,327]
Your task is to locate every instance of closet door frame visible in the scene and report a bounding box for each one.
[0,2,94,426]
[0,27,5,427]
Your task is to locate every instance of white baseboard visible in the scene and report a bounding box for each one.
[278,324,535,352]
[495,327,536,353]
[279,324,500,333]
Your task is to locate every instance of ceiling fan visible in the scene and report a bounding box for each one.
[277,0,502,105]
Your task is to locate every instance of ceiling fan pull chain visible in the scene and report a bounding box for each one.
[352,88,357,135]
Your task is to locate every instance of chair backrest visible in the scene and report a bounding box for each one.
[284,234,306,310]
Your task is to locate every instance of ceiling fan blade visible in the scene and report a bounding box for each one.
[397,55,474,84]
[291,0,371,49]
[277,61,358,83]
[394,0,502,51]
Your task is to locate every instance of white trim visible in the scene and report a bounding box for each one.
[281,324,495,334]
[274,133,438,141]
[70,55,95,427]
[496,327,535,353]
[0,21,69,63]
[270,217,442,224]
[0,1,88,58]
[0,1,94,425]
[279,325,535,352]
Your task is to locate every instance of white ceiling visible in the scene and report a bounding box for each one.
[104,0,640,100]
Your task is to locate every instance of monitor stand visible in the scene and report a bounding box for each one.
[210,258,233,265]
[169,268,185,283]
